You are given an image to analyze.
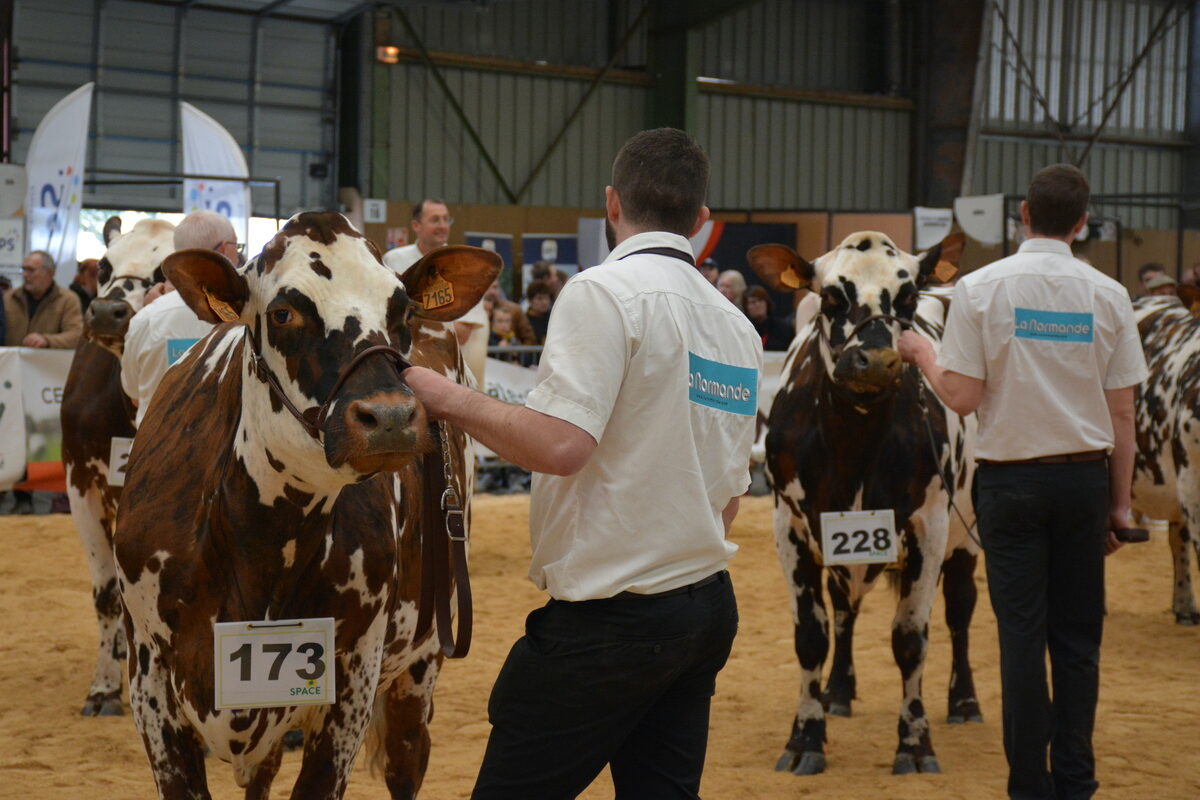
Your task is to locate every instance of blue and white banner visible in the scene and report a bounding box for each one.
[25,82,92,284]
[181,102,251,247]
[521,234,578,290]
[466,232,514,298]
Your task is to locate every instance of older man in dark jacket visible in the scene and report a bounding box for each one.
[3,250,83,349]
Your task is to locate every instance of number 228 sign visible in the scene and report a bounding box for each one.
[213,618,335,709]
[819,510,898,566]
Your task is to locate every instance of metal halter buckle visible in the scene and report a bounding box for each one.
[441,486,467,542]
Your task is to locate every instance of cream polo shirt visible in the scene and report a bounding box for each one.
[525,231,763,601]
[382,243,422,273]
[938,237,1148,462]
[120,291,214,427]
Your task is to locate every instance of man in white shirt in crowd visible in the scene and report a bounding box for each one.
[384,198,488,385]
[899,164,1147,800]
[121,210,240,426]
[404,128,762,799]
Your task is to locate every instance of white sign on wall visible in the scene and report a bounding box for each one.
[363,199,387,223]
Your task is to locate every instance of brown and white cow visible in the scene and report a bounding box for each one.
[114,212,498,798]
[750,232,980,776]
[61,217,175,716]
[1131,290,1200,625]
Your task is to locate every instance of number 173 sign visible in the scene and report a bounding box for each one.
[819,510,898,566]
[213,618,335,709]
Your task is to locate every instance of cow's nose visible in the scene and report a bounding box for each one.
[345,397,419,451]
[87,300,134,339]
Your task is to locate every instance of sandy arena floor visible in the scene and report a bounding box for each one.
[1,494,1198,798]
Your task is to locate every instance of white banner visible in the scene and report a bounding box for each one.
[953,194,1005,246]
[477,356,538,459]
[182,102,251,247]
[0,216,25,284]
[914,206,955,250]
[25,82,92,283]
[20,348,74,466]
[0,349,25,488]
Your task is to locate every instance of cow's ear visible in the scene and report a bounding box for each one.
[917,232,966,287]
[163,249,250,324]
[1177,284,1200,316]
[747,244,816,292]
[103,216,122,245]
[97,256,113,287]
[403,245,502,322]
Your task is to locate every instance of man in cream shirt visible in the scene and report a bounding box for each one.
[403,128,761,799]
[384,198,488,385]
[121,211,237,426]
[900,164,1146,800]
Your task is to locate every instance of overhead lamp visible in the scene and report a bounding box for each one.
[376,45,401,65]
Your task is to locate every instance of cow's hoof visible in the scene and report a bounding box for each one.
[893,753,941,774]
[283,730,304,751]
[775,750,825,775]
[947,700,983,724]
[81,692,123,717]
[918,756,941,773]
[792,752,826,775]
[826,701,851,717]
[1174,611,1200,626]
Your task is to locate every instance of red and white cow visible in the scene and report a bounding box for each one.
[750,232,980,776]
[61,217,176,716]
[1131,290,1200,625]
[114,212,498,798]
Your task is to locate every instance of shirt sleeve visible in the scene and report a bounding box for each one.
[936,281,987,380]
[524,278,630,442]
[1103,294,1150,390]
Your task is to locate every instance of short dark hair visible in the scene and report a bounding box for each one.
[529,260,554,281]
[1025,164,1089,237]
[611,128,709,237]
[1138,262,1165,279]
[411,198,448,221]
[525,280,552,301]
[743,284,774,315]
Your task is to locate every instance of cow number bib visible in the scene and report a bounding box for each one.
[213,618,335,709]
[108,437,133,488]
[819,510,898,566]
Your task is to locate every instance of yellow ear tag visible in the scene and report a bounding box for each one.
[421,274,455,310]
[780,268,806,290]
[204,288,240,322]
[933,261,958,284]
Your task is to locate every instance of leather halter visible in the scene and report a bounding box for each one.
[249,343,411,440]
[248,338,473,658]
[817,311,914,364]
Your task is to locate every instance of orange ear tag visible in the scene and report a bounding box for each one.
[933,261,958,284]
[421,274,455,310]
[780,269,807,291]
[204,288,240,322]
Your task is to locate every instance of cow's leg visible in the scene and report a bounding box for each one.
[243,740,284,800]
[822,570,857,717]
[890,520,944,775]
[774,508,829,776]
[126,631,211,799]
[372,653,442,799]
[292,642,385,799]
[68,479,126,716]
[943,546,983,723]
[1169,520,1200,625]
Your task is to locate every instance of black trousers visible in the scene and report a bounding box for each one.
[472,572,738,800]
[976,461,1108,800]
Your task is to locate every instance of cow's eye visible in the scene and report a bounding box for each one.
[821,290,846,315]
[270,308,293,325]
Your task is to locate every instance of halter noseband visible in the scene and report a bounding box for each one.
[250,343,412,440]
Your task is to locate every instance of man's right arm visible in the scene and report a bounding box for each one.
[1104,385,1136,554]
[404,366,595,475]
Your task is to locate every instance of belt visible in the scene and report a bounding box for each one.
[615,571,726,600]
[978,449,1107,466]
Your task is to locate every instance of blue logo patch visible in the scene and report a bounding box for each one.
[688,352,757,416]
[167,338,201,365]
[1013,308,1094,343]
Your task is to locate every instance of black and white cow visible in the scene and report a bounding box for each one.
[1131,290,1200,625]
[114,212,498,798]
[750,232,981,776]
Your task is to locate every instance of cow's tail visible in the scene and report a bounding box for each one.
[885,563,903,597]
[362,694,390,779]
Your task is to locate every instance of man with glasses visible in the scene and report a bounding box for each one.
[121,210,239,426]
[385,197,489,384]
[3,250,83,348]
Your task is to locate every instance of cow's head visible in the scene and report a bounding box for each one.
[86,217,175,355]
[750,231,964,403]
[164,211,499,481]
